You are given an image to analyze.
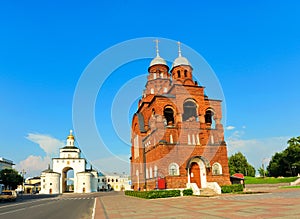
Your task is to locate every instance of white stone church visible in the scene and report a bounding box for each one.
[40,130,131,194]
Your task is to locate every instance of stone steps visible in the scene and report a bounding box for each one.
[199,188,218,197]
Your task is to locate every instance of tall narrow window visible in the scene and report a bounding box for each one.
[205,110,214,124]
[197,134,200,145]
[170,134,173,144]
[177,70,181,78]
[188,134,191,145]
[164,107,174,125]
[184,70,187,77]
[192,134,196,145]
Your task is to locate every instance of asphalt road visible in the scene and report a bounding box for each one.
[0,194,95,219]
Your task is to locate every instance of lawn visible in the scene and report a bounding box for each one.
[280,185,300,189]
[244,176,299,184]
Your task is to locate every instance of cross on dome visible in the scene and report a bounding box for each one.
[154,39,160,57]
[177,41,182,57]
[149,39,167,68]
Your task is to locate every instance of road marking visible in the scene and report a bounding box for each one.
[0,198,57,209]
[0,199,57,216]
[92,198,96,219]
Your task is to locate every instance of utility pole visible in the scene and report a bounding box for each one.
[20,169,26,194]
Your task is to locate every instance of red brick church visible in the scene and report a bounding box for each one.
[130,41,231,191]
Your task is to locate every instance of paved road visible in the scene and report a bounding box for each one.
[0,194,95,219]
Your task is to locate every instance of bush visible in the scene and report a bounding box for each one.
[221,184,243,193]
[183,189,193,196]
[125,190,181,199]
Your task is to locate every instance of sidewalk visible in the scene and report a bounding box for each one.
[94,188,300,218]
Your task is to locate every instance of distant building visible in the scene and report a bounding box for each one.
[39,131,131,194]
[0,157,15,193]
[98,172,131,191]
[40,131,99,194]
[0,157,14,170]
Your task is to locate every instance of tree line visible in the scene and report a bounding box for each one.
[228,136,300,177]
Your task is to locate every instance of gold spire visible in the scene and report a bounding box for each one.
[67,129,75,140]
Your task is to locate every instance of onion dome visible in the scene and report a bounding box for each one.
[67,129,75,140]
[149,39,168,68]
[172,41,192,68]
[149,55,167,67]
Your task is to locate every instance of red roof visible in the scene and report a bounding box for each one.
[233,173,244,179]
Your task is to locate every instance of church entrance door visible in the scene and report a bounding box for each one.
[190,162,201,188]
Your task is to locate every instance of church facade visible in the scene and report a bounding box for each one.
[130,42,231,191]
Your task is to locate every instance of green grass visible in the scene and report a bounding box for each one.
[280,185,300,189]
[244,176,299,184]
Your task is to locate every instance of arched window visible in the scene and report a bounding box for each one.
[205,109,216,128]
[168,163,179,176]
[184,70,187,77]
[183,100,197,121]
[212,162,222,175]
[177,70,181,78]
[205,109,214,124]
[164,107,174,125]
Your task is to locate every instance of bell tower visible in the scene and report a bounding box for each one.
[171,42,194,86]
[144,40,171,96]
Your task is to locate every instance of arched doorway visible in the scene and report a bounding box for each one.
[190,162,201,188]
[187,157,208,188]
[62,167,74,193]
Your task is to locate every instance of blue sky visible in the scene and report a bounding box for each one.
[1,1,300,176]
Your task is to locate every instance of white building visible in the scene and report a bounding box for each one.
[0,157,14,170]
[40,130,131,194]
[98,172,131,191]
[40,131,99,194]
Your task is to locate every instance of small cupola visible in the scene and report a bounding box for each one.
[171,41,192,69]
[66,130,75,147]
[148,39,169,71]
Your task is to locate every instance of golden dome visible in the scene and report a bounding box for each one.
[67,130,75,140]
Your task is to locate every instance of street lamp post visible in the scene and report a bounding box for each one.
[20,169,26,194]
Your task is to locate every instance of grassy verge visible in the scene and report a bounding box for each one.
[280,185,300,189]
[244,176,298,184]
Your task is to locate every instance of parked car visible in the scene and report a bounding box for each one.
[0,190,17,202]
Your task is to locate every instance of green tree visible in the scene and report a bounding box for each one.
[267,136,300,177]
[258,166,268,177]
[228,152,256,176]
[0,169,23,190]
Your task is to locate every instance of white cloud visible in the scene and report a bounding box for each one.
[16,155,51,177]
[26,133,64,155]
[227,135,290,172]
[226,126,236,131]
[16,133,65,177]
